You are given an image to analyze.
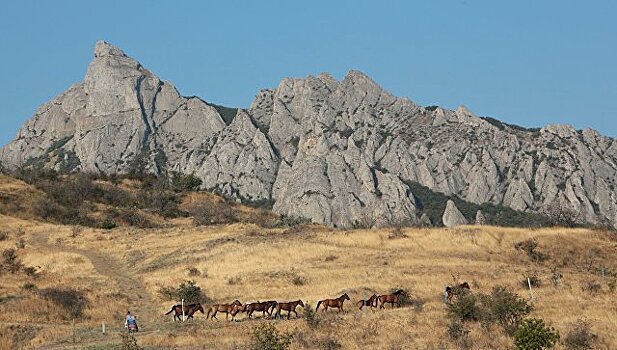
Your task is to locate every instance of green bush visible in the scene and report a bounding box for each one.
[303,303,320,329]
[484,286,533,335]
[170,172,203,192]
[514,318,559,350]
[250,323,292,350]
[447,293,481,322]
[176,280,205,304]
[514,239,549,262]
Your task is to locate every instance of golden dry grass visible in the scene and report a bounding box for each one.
[0,176,616,349]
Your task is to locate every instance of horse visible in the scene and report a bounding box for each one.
[246,300,278,319]
[377,289,407,309]
[357,294,378,311]
[164,303,205,322]
[316,293,350,312]
[445,282,470,303]
[206,300,242,320]
[275,300,304,319]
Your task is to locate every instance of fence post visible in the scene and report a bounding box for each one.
[72,318,76,344]
[182,298,185,322]
[527,277,534,303]
[102,322,105,334]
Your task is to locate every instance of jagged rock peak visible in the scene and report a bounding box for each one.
[94,40,127,58]
[475,210,487,225]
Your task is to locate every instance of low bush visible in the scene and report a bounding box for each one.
[176,280,205,304]
[447,293,481,322]
[1,248,23,274]
[564,320,598,350]
[303,303,320,329]
[483,286,533,335]
[515,239,549,262]
[250,323,293,350]
[39,288,88,319]
[581,280,601,295]
[523,271,542,289]
[513,318,559,350]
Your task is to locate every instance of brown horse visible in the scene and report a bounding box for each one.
[206,300,242,320]
[357,294,378,311]
[275,300,304,319]
[246,301,278,319]
[445,282,470,303]
[377,289,407,309]
[164,303,205,321]
[316,293,350,312]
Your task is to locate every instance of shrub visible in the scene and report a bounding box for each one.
[514,318,559,350]
[0,231,7,241]
[15,238,26,249]
[1,248,23,273]
[191,201,238,225]
[250,323,292,350]
[447,321,472,349]
[523,271,542,289]
[187,267,201,277]
[39,288,88,319]
[318,337,343,350]
[608,279,616,293]
[157,285,177,301]
[514,239,549,262]
[581,280,601,295]
[170,172,203,192]
[21,283,37,291]
[120,332,144,350]
[99,218,118,230]
[227,275,242,285]
[447,293,481,322]
[23,266,38,278]
[564,320,597,350]
[303,303,320,329]
[291,275,308,286]
[484,286,533,335]
[177,280,204,304]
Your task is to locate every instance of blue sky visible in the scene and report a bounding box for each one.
[1,1,615,146]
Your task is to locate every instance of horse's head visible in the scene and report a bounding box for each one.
[298,300,305,308]
[197,304,205,313]
[343,293,350,301]
[460,282,470,290]
[232,299,242,306]
[370,294,377,300]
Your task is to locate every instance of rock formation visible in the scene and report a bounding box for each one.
[442,200,468,227]
[3,41,617,228]
[475,210,487,225]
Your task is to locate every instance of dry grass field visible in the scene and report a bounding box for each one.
[1,175,616,349]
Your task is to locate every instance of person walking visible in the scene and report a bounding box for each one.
[125,311,139,333]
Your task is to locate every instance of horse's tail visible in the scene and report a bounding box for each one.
[164,307,175,315]
[316,300,323,311]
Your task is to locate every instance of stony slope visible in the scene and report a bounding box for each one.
[2,41,617,228]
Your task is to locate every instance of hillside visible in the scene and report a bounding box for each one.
[2,41,617,229]
[0,175,616,349]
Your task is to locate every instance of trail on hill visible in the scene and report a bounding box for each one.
[25,231,161,348]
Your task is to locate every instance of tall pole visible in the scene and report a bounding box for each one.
[182,298,185,322]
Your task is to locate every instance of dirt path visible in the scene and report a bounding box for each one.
[25,231,159,348]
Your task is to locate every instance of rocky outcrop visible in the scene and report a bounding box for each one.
[442,200,468,227]
[3,41,617,228]
[475,210,487,225]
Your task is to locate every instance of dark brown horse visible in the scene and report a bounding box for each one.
[316,293,350,312]
[206,300,242,320]
[377,289,407,309]
[246,301,278,319]
[357,294,378,311]
[275,300,304,319]
[445,282,470,303]
[164,303,205,321]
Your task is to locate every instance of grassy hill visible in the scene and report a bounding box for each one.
[0,174,616,349]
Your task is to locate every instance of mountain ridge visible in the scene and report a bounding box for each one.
[2,40,617,228]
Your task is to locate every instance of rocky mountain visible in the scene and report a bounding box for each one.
[3,41,617,228]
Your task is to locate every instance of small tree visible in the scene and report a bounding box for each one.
[514,318,559,350]
[485,286,533,334]
[1,248,23,273]
[177,280,203,304]
[447,293,481,322]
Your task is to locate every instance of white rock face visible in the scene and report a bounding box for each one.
[442,200,468,227]
[3,41,617,228]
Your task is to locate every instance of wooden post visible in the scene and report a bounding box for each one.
[102,322,105,334]
[72,318,76,344]
[182,298,185,322]
[527,277,534,303]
